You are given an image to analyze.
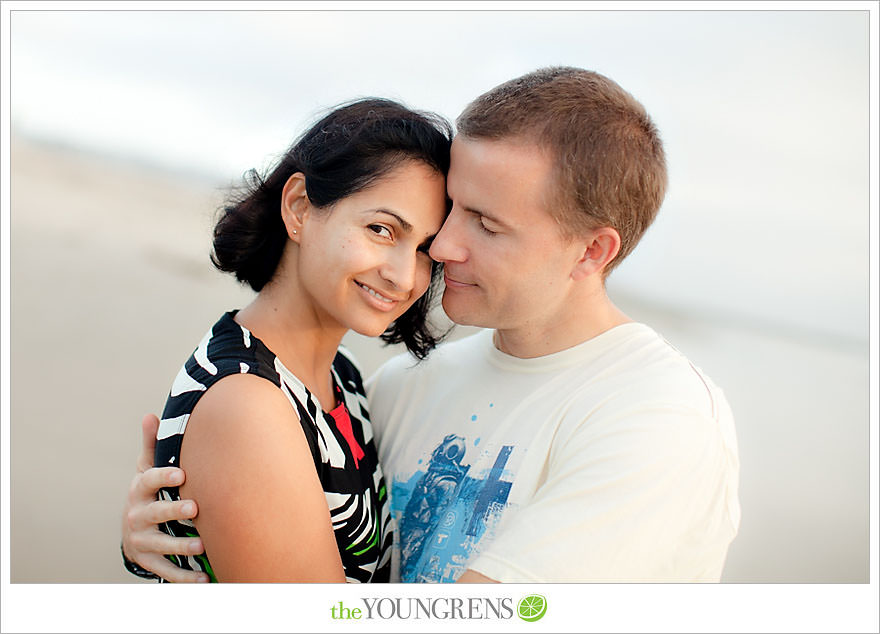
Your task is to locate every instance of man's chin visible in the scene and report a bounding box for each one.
[441,296,489,329]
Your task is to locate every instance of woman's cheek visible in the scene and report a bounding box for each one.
[414,260,433,298]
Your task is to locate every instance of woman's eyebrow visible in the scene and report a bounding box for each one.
[370,209,413,233]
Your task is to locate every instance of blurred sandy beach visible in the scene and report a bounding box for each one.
[9,136,869,583]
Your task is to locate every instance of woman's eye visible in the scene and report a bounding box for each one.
[478,217,497,235]
[368,224,393,239]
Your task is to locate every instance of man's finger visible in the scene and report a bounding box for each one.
[129,467,186,502]
[136,553,211,583]
[137,414,161,472]
[144,498,199,525]
[129,527,204,557]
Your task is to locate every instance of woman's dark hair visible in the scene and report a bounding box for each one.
[211,98,453,359]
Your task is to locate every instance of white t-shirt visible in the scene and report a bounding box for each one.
[366,324,740,583]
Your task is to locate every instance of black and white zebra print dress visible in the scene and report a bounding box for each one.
[154,311,392,583]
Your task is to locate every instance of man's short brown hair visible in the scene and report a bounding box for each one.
[456,67,667,275]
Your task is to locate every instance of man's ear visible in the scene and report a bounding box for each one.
[571,227,621,281]
[280,172,310,241]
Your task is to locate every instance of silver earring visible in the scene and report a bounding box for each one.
[292,230,297,234]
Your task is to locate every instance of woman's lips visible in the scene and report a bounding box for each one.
[355,280,400,312]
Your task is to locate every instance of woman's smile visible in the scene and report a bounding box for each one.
[354,280,401,312]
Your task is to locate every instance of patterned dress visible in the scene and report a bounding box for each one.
[154,311,392,582]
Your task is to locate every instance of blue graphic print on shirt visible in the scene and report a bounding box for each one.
[391,434,514,582]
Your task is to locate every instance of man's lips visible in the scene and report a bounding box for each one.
[443,273,477,289]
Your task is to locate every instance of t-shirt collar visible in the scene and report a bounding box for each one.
[483,322,652,373]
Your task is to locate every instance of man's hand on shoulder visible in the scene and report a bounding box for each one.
[121,414,210,582]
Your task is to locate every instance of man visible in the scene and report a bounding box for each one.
[122,67,740,583]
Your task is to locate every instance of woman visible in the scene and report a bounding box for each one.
[128,98,451,582]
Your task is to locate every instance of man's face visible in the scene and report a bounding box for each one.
[429,136,585,334]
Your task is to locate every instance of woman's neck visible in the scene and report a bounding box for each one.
[234,281,347,412]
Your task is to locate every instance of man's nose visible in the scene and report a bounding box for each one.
[428,207,468,263]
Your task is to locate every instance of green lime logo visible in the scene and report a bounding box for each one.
[517,594,547,622]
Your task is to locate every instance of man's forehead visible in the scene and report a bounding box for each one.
[446,136,558,228]
[448,135,554,190]
[450,133,544,154]
[449,135,553,179]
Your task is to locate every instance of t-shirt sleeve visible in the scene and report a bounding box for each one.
[467,403,739,582]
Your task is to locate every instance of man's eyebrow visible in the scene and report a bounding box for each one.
[371,209,413,233]
[462,204,506,227]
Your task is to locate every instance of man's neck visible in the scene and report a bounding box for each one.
[492,292,631,359]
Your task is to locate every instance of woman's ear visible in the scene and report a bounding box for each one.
[571,227,621,281]
[280,172,309,241]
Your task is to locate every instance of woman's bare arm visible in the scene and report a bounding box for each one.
[180,373,345,582]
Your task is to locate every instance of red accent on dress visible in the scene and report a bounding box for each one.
[330,403,365,469]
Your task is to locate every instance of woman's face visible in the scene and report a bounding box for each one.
[296,161,447,337]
